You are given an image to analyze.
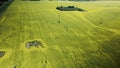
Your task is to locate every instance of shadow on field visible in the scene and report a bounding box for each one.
[99,35,120,67]
[0,0,14,15]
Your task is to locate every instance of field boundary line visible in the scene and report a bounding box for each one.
[74,13,120,35]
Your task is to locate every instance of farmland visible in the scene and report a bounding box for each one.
[0,1,120,68]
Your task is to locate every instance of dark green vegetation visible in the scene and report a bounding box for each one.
[0,0,120,68]
[0,0,9,2]
[0,2,3,6]
[56,6,86,11]
[0,0,9,7]
[26,40,43,48]
[0,0,14,13]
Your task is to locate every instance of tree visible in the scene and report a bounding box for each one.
[0,0,9,2]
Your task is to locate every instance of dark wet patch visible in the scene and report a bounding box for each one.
[0,51,5,58]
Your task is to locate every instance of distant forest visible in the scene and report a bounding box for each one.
[21,0,120,1]
[0,0,9,2]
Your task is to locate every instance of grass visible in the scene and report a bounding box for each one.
[0,1,120,68]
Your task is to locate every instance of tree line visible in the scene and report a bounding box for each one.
[0,0,9,2]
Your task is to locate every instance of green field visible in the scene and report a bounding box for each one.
[0,1,120,68]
